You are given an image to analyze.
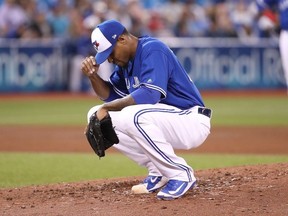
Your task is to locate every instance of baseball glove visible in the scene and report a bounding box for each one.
[85,112,119,158]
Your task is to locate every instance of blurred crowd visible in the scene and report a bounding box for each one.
[0,0,280,40]
[0,0,281,92]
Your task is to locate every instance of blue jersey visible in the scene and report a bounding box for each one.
[107,36,204,109]
[256,0,288,30]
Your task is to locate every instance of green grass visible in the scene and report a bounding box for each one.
[0,97,100,125]
[204,96,288,126]
[0,94,287,126]
[0,94,287,188]
[0,152,287,188]
[0,152,145,188]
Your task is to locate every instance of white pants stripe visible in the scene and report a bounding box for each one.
[134,108,193,182]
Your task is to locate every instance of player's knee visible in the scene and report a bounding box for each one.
[120,105,136,119]
[118,106,141,130]
[120,105,155,131]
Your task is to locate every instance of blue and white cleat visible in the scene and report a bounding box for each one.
[131,175,168,194]
[157,177,197,200]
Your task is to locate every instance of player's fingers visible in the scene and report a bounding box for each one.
[84,125,88,135]
[87,57,99,74]
[87,57,97,74]
[81,56,98,76]
[89,56,97,66]
[81,57,88,69]
[81,58,90,75]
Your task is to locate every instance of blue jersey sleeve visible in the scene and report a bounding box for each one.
[138,49,170,99]
[106,36,204,109]
[130,85,161,104]
[132,37,204,109]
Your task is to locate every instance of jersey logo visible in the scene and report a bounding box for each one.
[147,79,153,83]
[132,77,140,88]
[126,76,140,89]
[125,78,130,89]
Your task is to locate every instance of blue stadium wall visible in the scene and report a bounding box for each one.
[0,38,285,93]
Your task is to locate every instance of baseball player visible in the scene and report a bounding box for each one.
[81,20,212,200]
[255,0,288,92]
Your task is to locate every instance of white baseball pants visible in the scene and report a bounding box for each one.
[87,103,211,182]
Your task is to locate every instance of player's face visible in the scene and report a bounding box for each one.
[107,37,130,67]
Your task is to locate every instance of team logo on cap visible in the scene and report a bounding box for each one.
[93,40,100,52]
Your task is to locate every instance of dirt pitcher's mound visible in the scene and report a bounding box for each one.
[1,163,287,216]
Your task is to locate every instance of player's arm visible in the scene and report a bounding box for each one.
[103,85,161,111]
[88,73,111,100]
[81,56,111,100]
[97,87,161,120]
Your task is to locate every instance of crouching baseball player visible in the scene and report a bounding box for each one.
[81,20,212,200]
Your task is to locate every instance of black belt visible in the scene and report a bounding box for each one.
[198,107,212,118]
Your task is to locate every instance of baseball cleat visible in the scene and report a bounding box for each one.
[131,175,168,194]
[156,177,197,200]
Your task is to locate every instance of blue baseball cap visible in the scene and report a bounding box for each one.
[91,20,125,64]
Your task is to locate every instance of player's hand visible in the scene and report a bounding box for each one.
[81,56,100,77]
[96,106,109,121]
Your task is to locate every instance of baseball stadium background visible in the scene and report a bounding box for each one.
[0,0,287,215]
[0,37,286,92]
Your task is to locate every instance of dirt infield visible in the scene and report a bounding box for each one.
[0,162,287,215]
[0,125,288,215]
[0,125,288,154]
[0,91,288,215]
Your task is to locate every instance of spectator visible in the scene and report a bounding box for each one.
[158,0,185,32]
[68,5,112,92]
[230,0,256,38]
[19,21,42,39]
[174,0,210,37]
[33,11,53,39]
[125,0,149,36]
[46,0,71,38]
[73,0,93,19]
[146,10,174,37]
[1,0,277,40]
[18,0,53,39]
[206,1,238,37]
[257,8,279,38]
[0,0,28,38]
